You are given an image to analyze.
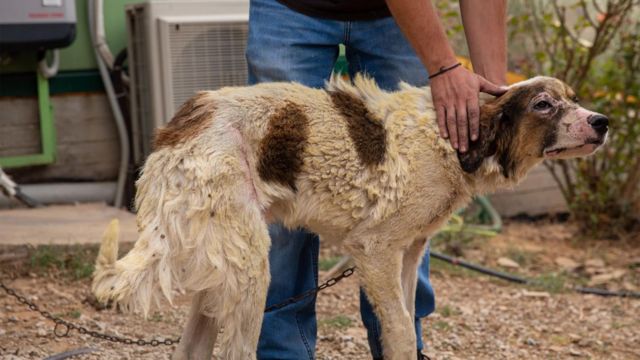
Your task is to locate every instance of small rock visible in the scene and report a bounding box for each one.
[569,348,582,356]
[621,281,638,291]
[584,267,604,275]
[577,339,591,347]
[585,258,605,268]
[522,290,550,298]
[549,345,564,352]
[594,340,604,347]
[568,333,581,342]
[588,269,627,286]
[497,257,520,269]
[8,316,18,323]
[555,257,580,271]
[36,328,48,337]
[340,335,353,343]
[458,305,473,315]
[0,328,6,336]
[525,338,538,346]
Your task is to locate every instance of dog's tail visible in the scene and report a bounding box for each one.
[95,218,119,273]
[92,218,172,317]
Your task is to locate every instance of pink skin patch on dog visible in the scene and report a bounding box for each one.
[228,125,260,204]
[545,107,605,158]
[566,108,601,142]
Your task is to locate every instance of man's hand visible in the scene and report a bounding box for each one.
[430,66,507,152]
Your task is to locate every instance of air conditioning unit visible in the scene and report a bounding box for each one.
[126,0,249,161]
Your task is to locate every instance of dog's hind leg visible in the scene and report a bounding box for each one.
[347,234,416,360]
[213,213,270,360]
[207,198,270,359]
[216,266,270,360]
[172,291,219,360]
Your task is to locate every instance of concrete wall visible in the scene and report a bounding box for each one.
[0,94,120,182]
[489,165,567,217]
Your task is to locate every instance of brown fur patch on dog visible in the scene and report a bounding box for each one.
[458,105,501,173]
[459,84,555,176]
[153,93,215,149]
[329,90,386,166]
[257,101,309,191]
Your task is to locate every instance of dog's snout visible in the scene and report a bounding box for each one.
[588,114,609,134]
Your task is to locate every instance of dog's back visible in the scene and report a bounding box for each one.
[93,76,465,303]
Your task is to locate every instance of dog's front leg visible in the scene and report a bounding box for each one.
[401,238,429,324]
[347,237,416,360]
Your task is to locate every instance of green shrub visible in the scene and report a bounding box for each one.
[509,0,640,238]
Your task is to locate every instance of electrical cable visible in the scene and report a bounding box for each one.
[430,251,640,299]
[38,49,60,79]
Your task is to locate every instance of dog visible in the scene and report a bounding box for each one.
[92,75,608,359]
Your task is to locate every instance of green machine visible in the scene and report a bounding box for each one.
[0,0,79,168]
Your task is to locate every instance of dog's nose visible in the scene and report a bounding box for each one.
[588,114,609,134]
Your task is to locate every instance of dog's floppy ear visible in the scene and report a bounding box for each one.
[458,105,502,173]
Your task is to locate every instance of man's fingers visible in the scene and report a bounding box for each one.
[478,76,508,96]
[446,106,458,149]
[436,106,448,139]
[456,104,469,152]
[467,98,480,142]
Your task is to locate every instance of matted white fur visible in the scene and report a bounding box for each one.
[92,75,605,360]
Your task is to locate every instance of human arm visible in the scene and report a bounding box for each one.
[384,0,507,152]
[460,0,507,85]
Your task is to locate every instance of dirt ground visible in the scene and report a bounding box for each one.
[1,220,639,359]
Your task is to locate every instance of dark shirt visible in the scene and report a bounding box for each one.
[277,0,391,21]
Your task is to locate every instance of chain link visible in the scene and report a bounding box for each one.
[0,282,180,346]
[264,266,356,312]
[0,266,355,345]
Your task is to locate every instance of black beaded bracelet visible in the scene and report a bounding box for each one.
[428,62,462,79]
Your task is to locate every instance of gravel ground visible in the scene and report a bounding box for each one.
[1,221,639,359]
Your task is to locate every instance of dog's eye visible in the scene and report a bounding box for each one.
[571,96,579,103]
[534,100,552,110]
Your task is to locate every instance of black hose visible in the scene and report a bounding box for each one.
[431,251,528,284]
[430,251,640,299]
[110,48,137,211]
[44,347,98,360]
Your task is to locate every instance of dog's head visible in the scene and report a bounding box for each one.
[459,76,608,177]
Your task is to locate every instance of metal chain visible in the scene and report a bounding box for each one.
[0,282,180,346]
[265,266,356,312]
[0,266,356,345]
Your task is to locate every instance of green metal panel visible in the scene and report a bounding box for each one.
[0,0,142,74]
[0,71,57,168]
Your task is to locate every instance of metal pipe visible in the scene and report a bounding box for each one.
[88,0,130,209]
[0,182,116,208]
[92,0,114,68]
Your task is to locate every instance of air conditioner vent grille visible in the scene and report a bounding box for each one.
[168,21,249,110]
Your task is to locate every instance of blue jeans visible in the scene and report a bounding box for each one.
[247,0,435,358]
